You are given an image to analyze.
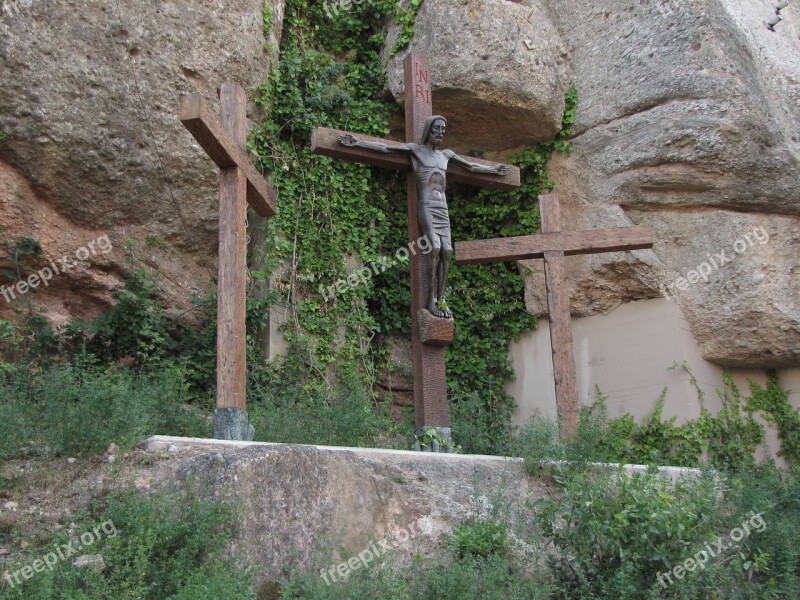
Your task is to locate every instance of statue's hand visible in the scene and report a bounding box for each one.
[338,133,359,147]
[495,164,511,176]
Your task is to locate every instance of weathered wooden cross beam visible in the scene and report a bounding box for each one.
[456,193,653,438]
[311,53,520,441]
[181,83,277,441]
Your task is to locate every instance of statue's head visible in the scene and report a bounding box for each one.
[421,115,447,145]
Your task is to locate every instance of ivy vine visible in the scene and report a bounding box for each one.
[585,363,799,469]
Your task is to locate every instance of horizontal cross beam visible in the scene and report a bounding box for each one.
[181,94,277,217]
[454,226,654,265]
[311,126,521,191]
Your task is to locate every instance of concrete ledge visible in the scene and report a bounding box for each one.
[141,435,520,464]
[135,436,712,585]
[141,436,708,480]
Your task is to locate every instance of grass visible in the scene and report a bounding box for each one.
[0,364,211,460]
[0,487,254,599]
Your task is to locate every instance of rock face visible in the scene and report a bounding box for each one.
[1,0,797,368]
[141,436,547,585]
[534,0,800,367]
[387,0,799,368]
[384,0,570,153]
[0,0,283,324]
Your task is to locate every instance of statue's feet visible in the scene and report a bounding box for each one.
[428,299,453,319]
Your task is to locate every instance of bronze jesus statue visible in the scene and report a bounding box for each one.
[339,115,511,318]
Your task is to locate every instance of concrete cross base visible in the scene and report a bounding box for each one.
[413,426,453,453]
[213,407,255,441]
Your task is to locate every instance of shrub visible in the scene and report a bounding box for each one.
[0,489,253,599]
[0,364,210,459]
[534,466,720,598]
[248,369,395,448]
[449,519,509,560]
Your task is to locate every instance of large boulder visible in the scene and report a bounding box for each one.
[383,0,571,153]
[0,0,283,323]
[527,0,800,367]
[141,436,548,585]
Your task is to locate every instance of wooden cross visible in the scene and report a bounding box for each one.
[455,193,654,438]
[181,83,277,440]
[311,53,520,438]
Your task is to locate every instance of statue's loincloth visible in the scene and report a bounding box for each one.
[419,198,450,234]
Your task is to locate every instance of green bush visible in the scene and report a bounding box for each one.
[0,489,253,599]
[248,369,396,448]
[514,416,564,478]
[516,368,783,472]
[449,519,509,560]
[0,364,210,459]
[280,551,550,600]
[450,389,516,456]
[534,466,720,599]
[717,464,800,598]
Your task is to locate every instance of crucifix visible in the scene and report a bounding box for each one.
[455,193,654,438]
[311,53,520,445]
[181,83,278,441]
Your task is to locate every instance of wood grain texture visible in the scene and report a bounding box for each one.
[215,83,248,411]
[543,251,579,438]
[311,126,520,191]
[181,93,277,217]
[454,226,654,264]
[539,193,578,438]
[417,308,455,347]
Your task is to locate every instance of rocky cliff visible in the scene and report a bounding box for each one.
[0,0,283,324]
[387,0,799,368]
[1,0,797,367]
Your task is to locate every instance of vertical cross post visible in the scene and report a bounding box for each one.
[181,83,278,441]
[540,194,580,437]
[215,83,251,438]
[404,53,450,436]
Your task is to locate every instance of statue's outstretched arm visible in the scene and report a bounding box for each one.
[338,133,412,155]
[448,151,511,176]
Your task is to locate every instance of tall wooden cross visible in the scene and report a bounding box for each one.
[181,83,278,441]
[311,53,520,441]
[455,193,654,437]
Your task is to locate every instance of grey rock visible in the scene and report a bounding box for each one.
[72,554,106,572]
[528,0,800,367]
[377,334,414,392]
[142,437,548,584]
[0,0,283,323]
[383,0,570,153]
[213,407,255,442]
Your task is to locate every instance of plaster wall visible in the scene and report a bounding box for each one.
[506,298,800,460]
